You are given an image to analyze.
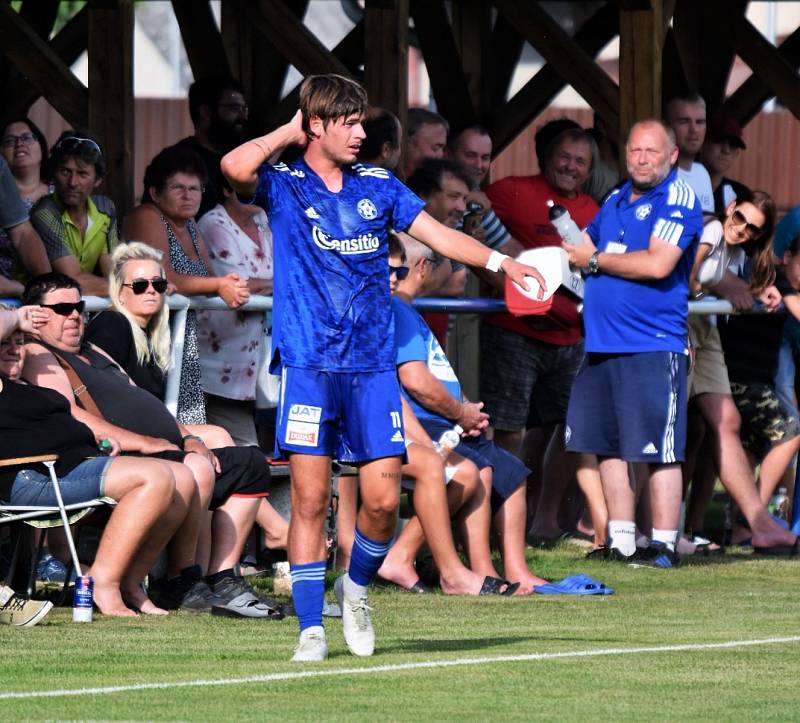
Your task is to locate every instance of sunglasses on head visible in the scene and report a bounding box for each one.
[123,277,169,295]
[41,300,86,316]
[389,264,409,280]
[730,209,763,239]
[52,136,103,158]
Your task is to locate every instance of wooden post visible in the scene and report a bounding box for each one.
[88,0,135,218]
[364,0,409,136]
[619,0,663,147]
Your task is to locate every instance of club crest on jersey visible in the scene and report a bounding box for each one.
[635,204,652,220]
[312,225,380,255]
[357,198,378,220]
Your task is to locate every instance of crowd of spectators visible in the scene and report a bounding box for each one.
[1,74,798,647]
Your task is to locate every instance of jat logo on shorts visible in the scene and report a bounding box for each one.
[288,404,322,423]
[312,226,380,255]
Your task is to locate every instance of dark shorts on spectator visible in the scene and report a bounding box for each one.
[480,324,584,431]
[565,351,687,464]
[730,381,800,459]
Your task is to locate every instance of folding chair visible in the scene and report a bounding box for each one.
[0,454,115,600]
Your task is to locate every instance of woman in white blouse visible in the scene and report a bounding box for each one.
[197,180,273,447]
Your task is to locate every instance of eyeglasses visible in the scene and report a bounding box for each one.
[166,183,205,196]
[389,265,409,280]
[0,133,37,148]
[123,277,169,295]
[52,136,103,157]
[41,300,86,316]
[217,102,248,114]
[730,209,764,239]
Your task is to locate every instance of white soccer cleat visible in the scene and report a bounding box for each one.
[291,625,328,662]
[335,575,375,657]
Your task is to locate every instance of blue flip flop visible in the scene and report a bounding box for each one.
[533,574,614,596]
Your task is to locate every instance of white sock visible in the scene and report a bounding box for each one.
[343,573,368,599]
[301,625,325,638]
[652,528,678,552]
[608,520,636,556]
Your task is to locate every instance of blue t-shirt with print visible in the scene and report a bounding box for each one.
[583,169,702,354]
[254,158,425,373]
[393,296,460,425]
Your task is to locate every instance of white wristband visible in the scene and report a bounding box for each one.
[485,250,509,273]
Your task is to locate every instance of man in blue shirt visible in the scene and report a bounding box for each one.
[222,74,543,661]
[563,119,702,567]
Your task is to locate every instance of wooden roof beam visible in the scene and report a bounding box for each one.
[266,21,365,129]
[0,2,88,127]
[488,0,619,156]
[409,0,476,125]
[493,0,620,133]
[488,14,525,108]
[726,14,800,121]
[365,0,409,133]
[237,0,352,78]
[171,0,232,81]
[3,5,88,120]
[722,26,800,124]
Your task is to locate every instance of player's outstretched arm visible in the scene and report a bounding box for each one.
[407,210,546,296]
[221,110,307,196]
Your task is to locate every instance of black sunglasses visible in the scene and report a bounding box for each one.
[41,300,86,316]
[730,209,764,239]
[123,277,169,295]
[389,265,409,280]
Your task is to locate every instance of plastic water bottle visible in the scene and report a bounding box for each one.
[434,425,463,459]
[547,200,583,246]
[72,575,93,622]
[769,487,789,521]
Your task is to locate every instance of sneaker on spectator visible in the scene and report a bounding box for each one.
[629,541,679,568]
[292,625,328,662]
[153,565,225,612]
[0,594,53,627]
[210,575,285,619]
[335,575,375,657]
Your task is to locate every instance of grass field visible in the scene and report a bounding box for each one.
[1,544,799,721]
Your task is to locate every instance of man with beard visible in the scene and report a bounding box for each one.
[176,77,249,219]
[562,119,702,567]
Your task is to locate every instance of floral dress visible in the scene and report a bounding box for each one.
[196,204,273,400]
[161,214,207,424]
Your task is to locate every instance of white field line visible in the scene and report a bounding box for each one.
[3,635,799,701]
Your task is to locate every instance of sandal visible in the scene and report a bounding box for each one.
[479,576,520,596]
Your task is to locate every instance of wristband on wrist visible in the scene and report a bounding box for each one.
[485,250,509,273]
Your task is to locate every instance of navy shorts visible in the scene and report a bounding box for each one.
[10,456,113,507]
[276,367,405,463]
[421,419,529,511]
[565,351,688,463]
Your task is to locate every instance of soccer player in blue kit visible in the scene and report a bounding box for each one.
[222,74,544,661]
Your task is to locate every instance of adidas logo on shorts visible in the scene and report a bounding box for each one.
[641,442,658,455]
[390,430,404,443]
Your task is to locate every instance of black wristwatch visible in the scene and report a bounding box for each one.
[586,250,601,275]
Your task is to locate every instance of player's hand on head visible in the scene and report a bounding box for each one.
[288,109,308,147]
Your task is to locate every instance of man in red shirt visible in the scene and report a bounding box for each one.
[482,126,599,541]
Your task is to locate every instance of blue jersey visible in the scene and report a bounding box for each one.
[254,158,425,373]
[583,169,701,354]
[393,296,461,425]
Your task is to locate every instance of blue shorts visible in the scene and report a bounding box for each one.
[10,456,113,507]
[565,351,687,463]
[276,367,405,463]
[421,419,529,511]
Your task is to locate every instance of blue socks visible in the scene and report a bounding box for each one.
[348,527,393,587]
[291,560,326,632]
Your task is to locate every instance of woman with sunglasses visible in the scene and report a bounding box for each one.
[683,190,788,548]
[0,302,196,616]
[121,146,250,425]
